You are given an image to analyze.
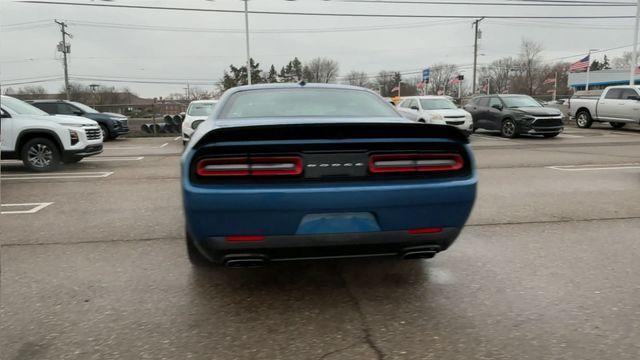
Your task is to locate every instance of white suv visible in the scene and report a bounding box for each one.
[397,96,473,136]
[1,95,103,171]
[182,100,217,145]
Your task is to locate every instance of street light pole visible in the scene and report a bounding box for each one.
[472,17,485,94]
[630,0,640,85]
[243,0,252,85]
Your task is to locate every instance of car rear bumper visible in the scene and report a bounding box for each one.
[193,228,461,263]
[183,175,477,262]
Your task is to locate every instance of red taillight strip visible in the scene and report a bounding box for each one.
[408,227,443,235]
[225,235,266,242]
[369,153,464,173]
[196,156,303,177]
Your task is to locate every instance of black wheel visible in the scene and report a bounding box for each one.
[610,122,626,129]
[21,137,60,172]
[418,119,426,123]
[99,124,111,141]
[575,111,592,128]
[186,233,214,267]
[500,118,518,138]
[543,133,560,138]
[64,157,83,164]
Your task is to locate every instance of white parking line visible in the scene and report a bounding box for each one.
[104,143,169,150]
[1,202,53,214]
[558,134,584,138]
[174,136,182,141]
[547,163,640,171]
[472,134,513,141]
[83,156,144,162]
[1,171,114,180]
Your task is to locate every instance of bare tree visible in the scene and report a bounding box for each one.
[428,63,458,95]
[478,57,517,94]
[344,70,370,88]
[303,57,339,83]
[16,86,47,97]
[517,38,544,95]
[611,52,639,69]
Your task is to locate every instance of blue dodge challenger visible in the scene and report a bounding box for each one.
[182,83,477,267]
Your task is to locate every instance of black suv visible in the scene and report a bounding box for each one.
[29,100,129,140]
[464,94,564,138]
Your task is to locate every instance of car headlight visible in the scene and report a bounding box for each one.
[69,130,79,145]
[191,120,205,130]
[430,114,444,122]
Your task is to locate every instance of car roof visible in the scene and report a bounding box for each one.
[221,82,380,97]
[28,99,67,103]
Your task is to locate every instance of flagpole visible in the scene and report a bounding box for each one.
[585,50,592,91]
[630,0,640,85]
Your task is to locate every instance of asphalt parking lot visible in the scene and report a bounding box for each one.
[2,126,640,360]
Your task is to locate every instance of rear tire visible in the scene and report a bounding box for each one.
[186,233,214,267]
[500,119,518,138]
[418,119,426,123]
[21,137,60,172]
[543,133,560,138]
[575,111,592,128]
[610,122,626,129]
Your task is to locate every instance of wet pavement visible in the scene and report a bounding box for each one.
[2,128,640,359]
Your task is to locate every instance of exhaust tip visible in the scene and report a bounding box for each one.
[402,251,437,260]
[223,257,267,268]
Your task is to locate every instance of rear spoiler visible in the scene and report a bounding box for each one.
[195,122,469,148]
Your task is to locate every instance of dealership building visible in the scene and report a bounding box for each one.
[568,69,640,91]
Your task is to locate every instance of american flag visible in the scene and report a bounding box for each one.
[391,86,400,93]
[449,77,460,85]
[569,55,590,73]
[543,77,555,85]
[635,65,640,75]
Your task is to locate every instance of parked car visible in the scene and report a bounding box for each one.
[181,99,217,145]
[1,95,103,171]
[397,96,473,136]
[464,94,564,138]
[182,83,477,267]
[29,100,129,140]
[568,86,640,129]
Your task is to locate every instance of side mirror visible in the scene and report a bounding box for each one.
[628,95,640,101]
[491,104,503,111]
[0,110,10,118]
[410,106,420,111]
[73,110,84,116]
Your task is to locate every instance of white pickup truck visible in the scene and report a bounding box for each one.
[1,95,103,171]
[568,85,640,129]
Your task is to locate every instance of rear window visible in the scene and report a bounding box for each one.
[604,89,622,99]
[420,98,457,110]
[218,88,398,119]
[187,102,216,117]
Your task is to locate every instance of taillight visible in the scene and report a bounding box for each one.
[197,156,302,177]
[369,153,463,173]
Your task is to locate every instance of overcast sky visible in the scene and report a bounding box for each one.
[0,0,637,97]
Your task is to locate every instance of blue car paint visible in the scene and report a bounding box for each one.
[182,142,476,243]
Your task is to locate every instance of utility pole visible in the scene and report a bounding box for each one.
[55,20,71,100]
[472,17,485,95]
[630,0,640,85]
[243,0,252,86]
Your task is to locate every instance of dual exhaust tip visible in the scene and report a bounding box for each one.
[222,246,441,268]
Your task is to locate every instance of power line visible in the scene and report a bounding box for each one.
[66,18,468,34]
[18,1,638,19]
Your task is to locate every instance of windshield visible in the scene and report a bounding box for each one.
[420,98,458,110]
[502,96,542,108]
[1,96,49,116]
[187,102,216,117]
[70,101,99,113]
[219,88,398,119]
